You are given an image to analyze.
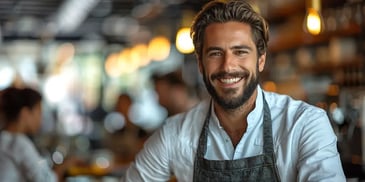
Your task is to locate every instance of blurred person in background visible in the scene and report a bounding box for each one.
[0,86,78,182]
[104,93,150,164]
[152,70,199,118]
[122,0,345,181]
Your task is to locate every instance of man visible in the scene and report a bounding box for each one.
[122,0,345,181]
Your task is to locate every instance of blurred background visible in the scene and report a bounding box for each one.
[0,0,364,181]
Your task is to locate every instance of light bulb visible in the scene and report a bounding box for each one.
[305,8,322,35]
[304,0,323,35]
[175,27,194,54]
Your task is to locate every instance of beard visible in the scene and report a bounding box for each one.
[202,64,259,110]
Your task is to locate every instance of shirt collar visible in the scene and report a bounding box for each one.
[247,85,264,128]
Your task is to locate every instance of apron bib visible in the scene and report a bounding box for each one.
[193,94,281,182]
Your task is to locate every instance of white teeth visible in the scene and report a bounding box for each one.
[220,77,240,84]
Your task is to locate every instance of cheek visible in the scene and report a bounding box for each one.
[36,114,42,124]
[201,61,217,75]
[32,111,42,126]
[24,118,34,132]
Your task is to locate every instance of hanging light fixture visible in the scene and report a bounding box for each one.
[304,0,323,35]
[176,27,194,54]
[175,10,195,54]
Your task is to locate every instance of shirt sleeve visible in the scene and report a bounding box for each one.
[16,135,57,182]
[296,108,346,181]
[0,152,22,181]
[122,124,173,182]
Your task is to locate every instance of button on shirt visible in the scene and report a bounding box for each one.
[122,86,346,182]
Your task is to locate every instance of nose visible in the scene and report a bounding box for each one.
[221,52,235,71]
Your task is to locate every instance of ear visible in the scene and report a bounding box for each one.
[258,52,266,72]
[19,107,30,119]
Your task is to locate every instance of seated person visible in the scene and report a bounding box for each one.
[0,86,76,182]
[152,70,199,117]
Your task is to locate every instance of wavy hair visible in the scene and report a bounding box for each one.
[190,0,269,61]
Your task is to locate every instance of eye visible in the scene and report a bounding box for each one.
[234,50,249,56]
[208,51,223,57]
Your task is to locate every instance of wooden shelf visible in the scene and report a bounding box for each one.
[264,0,347,22]
[264,0,346,22]
[268,22,361,53]
[264,1,305,22]
[297,56,363,74]
[265,0,359,53]
[262,0,364,89]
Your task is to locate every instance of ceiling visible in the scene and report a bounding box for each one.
[0,0,207,44]
[0,0,352,45]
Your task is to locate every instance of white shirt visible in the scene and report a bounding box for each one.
[122,86,346,182]
[0,131,56,182]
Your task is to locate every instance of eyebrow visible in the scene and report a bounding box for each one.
[204,46,222,54]
[231,45,253,51]
[204,45,253,54]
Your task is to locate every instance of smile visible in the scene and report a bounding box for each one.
[219,77,242,84]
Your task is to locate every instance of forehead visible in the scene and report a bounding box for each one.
[203,21,255,46]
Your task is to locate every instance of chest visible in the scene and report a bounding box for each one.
[226,130,246,148]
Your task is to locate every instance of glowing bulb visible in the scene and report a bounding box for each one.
[304,0,323,35]
[176,27,194,54]
[148,36,171,61]
[104,53,120,78]
[305,8,322,35]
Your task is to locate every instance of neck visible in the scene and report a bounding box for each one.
[213,89,258,147]
[4,120,24,133]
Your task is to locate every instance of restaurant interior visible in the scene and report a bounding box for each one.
[0,0,364,181]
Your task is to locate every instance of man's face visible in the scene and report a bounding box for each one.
[199,21,266,110]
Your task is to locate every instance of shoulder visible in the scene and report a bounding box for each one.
[0,132,38,177]
[0,132,40,162]
[263,90,335,144]
[156,100,209,147]
[263,90,332,140]
[0,132,32,150]
[163,100,208,131]
[0,132,56,181]
[263,90,327,120]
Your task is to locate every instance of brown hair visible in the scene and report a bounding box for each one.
[0,87,42,123]
[190,0,269,61]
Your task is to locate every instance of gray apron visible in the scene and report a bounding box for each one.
[193,94,281,182]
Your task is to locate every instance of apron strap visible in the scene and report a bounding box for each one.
[262,93,274,154]
[196,100,212,158]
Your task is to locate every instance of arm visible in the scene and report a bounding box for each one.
[16,135,57,182]
[122,125,173,182]
[296,109,346,181]
[0,152,23,181]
